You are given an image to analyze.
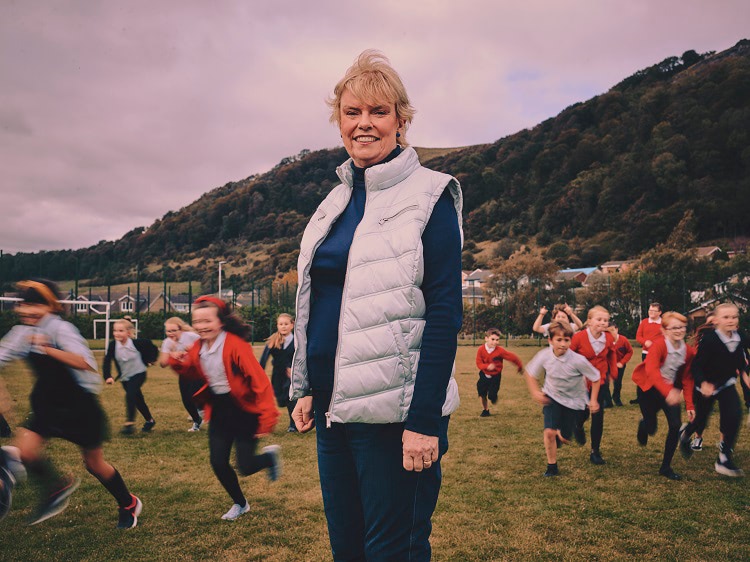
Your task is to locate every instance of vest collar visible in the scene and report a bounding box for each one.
[336,146,421,192]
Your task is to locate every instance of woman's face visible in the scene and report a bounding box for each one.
[165,322,181,341]
[339,88,401,168]
[277,317,293,337]
[192,307,223,343]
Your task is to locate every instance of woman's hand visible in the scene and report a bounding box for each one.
[292,396,315,433]
[402,429,438,472]
[105,377,114,385]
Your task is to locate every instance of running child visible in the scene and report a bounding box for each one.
[679,303,749,477]
[259,313,297,432]
[475,328,523,417]
[632,311,695,480]
[532,304,583,337]
[570,306,618,465]
[169,296,281,520]
[159,317,203,432]
[686,310,716,451]
[103,318,159,435]
[0,280,141,528]
[525,321,601,476]
[609,323,634,407]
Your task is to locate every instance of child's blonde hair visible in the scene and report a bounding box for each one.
[266,313,294,350]
[583,305,610,330]
[115,317,136,337]
[164,317,195,332]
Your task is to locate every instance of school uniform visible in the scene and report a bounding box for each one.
[681,329,749,455]
[570,329,618,457]
[611,335,634,404]
[475,344,522,404]
[632,338,695,472]
[162,332,202,425]
[0,315,106,448]
[526,347,601,440]
[636,318,663,360]
[104,337,158,424]
[169,331,279,506]
[260,334,297,430]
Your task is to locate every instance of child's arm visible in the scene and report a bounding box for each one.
[620,338,634,366]
[37,321,98,373]
[524,372,549,405]
[564,305,584,330]
[259,345,271,370]
[499,348,524,373]
[0,326,31,369]
[532,307,548,335]
[232,343,278,436]
[103,341,115,382]
[476,347,493,372]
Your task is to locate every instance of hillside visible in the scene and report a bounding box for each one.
[2,40,749,287]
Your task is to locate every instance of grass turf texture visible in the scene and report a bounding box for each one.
[0,345,748,561]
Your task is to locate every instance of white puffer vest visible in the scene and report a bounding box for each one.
[290,147,463,425]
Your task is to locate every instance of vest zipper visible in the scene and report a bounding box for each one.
[327,185,369,428]
[378,205,418,225]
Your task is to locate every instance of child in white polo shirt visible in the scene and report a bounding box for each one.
[525,321,601,477]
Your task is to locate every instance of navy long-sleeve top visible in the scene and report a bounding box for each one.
[306,147,463,436]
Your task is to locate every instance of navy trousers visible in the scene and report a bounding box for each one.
[313,395,449,562]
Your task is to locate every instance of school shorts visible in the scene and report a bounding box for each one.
[476,372,501,402]
[543,398,580,440]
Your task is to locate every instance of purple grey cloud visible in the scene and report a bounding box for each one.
[1,0,748,252]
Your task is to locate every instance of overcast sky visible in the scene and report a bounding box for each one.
[1,1,748,253]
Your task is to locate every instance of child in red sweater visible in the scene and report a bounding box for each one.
[476,328,523,417]
[609,324,634,407]
[570,306,618,465]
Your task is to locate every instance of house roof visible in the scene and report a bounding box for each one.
[559,267,597,275]
[466,269,494,282]
[695,246,722,257]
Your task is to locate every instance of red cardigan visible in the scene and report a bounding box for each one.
[475,345,522,376]
[631,338,695,410]
[168,332,279,436]
[614,334,634,365]
[636,319,663,349]
[570,329,618,384]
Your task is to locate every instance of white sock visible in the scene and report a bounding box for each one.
[719,452,728,463]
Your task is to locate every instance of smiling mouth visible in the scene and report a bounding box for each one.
[354,135,379,143]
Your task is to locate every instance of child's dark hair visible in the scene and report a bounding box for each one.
[485,328,502,338]
[193,297,250,340]
[649,302,662,311]
[547,320,573,339]
[691,310,716,346]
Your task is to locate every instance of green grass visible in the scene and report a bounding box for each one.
[1,345,749,561]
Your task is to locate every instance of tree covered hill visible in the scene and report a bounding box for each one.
[2,40,749,286]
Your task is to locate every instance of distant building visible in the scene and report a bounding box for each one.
[598,260,639,274]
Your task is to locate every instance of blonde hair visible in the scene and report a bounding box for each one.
[713,302,739,315]
[583,305,610,329]
[115,317,136,337]
[165,317,195,332]
[327,50,416,147]
[266,313,294,350]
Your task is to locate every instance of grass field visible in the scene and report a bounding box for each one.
[1,345,750,561]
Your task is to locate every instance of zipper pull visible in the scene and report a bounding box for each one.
[325,412,332,428]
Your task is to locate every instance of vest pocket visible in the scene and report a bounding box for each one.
[388,321,412,381]
[378,205,419,226]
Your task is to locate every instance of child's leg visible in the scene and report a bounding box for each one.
[612,367,625,403]
[543,429,557,465]
[590,391,605,453]
[488,375,501,405]
[0,414,10,438]
[717,387,742,451]
[179,378,202,425]
[127,373,153,422]
[235,434,274,476]
[15,430,63,492]
[682,391,714,439]
[660,403,682,470]
[81,447,133,507]
[639,388,660,436]
[208,423,246,506]
[121,381,137,424]
[476,374,489,412]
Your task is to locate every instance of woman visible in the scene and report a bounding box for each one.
[290,50,463,561]
[159,317,203,432]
